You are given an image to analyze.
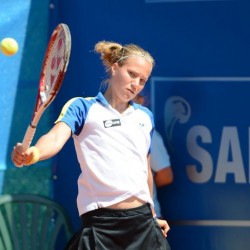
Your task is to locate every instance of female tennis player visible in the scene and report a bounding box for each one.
[11,41,171,250]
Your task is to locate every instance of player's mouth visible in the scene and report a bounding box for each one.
[126,88,135,95]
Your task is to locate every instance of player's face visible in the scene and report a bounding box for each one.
[110,56,152,102]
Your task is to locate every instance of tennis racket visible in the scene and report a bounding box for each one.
[21,23,71,152]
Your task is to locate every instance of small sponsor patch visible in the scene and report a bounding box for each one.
[103,119,121,128]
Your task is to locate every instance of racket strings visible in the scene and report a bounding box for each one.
[42,29,67,102]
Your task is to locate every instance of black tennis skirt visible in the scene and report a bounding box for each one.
[65,203,171,250]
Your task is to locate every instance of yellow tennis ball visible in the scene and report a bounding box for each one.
[0,38,19,56]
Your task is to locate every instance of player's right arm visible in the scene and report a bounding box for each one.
[12,122,71,167]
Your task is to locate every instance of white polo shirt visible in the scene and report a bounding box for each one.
[56,92,154,215]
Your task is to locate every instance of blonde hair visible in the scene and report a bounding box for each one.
[94,41,155,76]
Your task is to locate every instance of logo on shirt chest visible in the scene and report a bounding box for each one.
[103,119,121,128]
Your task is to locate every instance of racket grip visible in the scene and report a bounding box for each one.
[22,125,37,151]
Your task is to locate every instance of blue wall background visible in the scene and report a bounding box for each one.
[1,0,250,249]
[0,0,53,197]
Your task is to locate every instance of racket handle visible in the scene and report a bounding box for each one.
[22,125,37,151]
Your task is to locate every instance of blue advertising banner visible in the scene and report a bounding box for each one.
[151,77,250,249]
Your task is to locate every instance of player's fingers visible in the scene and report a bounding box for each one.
[11,153,24,166]
[166,222,170,232]
[161,229,167,238]
[11,151,24,167]
[161,224,168,237]
[11,143,25,167]
[162,224,169,237]
[157,219,170,237]
[164,222,170,237]
[23,146,40,166]
[13,160,24,168]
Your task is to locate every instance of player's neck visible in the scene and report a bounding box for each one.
[104,91,129,114]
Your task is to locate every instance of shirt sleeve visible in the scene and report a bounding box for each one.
[55,97,90,135]
[150,130,171,172]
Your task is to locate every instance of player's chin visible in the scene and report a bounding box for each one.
[122,94,133,103]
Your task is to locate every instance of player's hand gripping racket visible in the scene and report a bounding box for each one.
[21,23,71,157]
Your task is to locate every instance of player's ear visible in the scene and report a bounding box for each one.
[111,63,119,76]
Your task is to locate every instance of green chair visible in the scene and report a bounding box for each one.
[0,194,74,250]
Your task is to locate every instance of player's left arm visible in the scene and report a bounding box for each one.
[154,167,174,187]
[147,154,154,201]
[147,155,170,237]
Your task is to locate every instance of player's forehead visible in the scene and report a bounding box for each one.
[124,56,152,77]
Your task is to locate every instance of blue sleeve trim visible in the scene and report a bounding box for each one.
[56,97,95,135]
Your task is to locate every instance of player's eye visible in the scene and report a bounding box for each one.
[140,79,147,86]
[128,71,137,78]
